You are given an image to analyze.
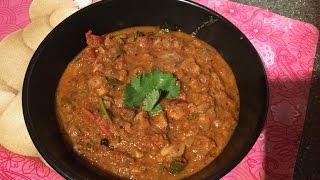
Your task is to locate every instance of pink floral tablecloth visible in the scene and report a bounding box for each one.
[0,0,319,179]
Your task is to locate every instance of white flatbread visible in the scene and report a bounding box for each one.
[0,91,15,114]
[74,0,92,8]
[0,30,33,90]
[49,7,78,28]
[29,0,71,20]
[0,79,18,94]
[0,92,39,156]
[22,16,52,51]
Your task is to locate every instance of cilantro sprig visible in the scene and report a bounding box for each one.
[124,70,180,115]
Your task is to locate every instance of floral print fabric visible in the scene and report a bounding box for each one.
[0,0,318,179]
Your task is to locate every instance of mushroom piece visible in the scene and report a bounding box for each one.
[160,143,186,158]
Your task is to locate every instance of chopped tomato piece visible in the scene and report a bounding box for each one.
[85,30,104,48]
[82,108,113,139]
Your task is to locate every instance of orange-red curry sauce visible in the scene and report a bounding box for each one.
[56,26,239,179]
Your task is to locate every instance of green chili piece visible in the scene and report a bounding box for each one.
[169,159,186,176]
[156,163,164,180]
[187,112,200,120]
[61,97,72,104]
[107,78,120,87]
[98,98,110,120]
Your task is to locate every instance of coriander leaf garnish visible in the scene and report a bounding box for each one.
[124,70,180,114]
[143,89,163,115]
[150,104,163,115]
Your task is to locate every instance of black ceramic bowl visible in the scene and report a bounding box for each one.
[23,0,268,179]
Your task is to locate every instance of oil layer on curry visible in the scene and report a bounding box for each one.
[56,26,239,179]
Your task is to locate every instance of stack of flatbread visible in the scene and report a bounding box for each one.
[0,0,99,158]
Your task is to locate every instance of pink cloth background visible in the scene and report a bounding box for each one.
[0,0,30,39]
[0,0,318,179]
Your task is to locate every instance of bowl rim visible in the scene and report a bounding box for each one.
[22,0,269,179]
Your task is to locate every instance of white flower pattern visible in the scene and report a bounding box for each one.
[252,40,275,67]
